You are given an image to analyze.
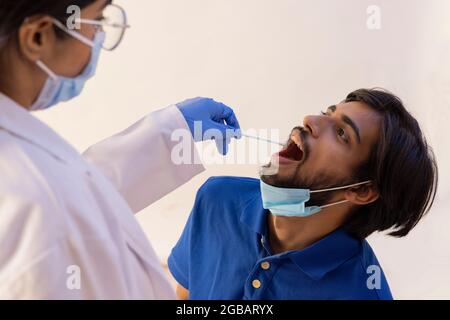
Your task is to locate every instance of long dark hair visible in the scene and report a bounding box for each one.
[344,88,438,239]
[0,0,96,42]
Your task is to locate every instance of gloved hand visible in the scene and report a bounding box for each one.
[177,97,241,155]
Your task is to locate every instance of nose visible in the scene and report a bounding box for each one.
[302,115,322,139]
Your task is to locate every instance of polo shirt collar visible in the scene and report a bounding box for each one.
[239,186,361,280]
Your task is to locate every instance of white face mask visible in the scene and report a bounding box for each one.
[31,19,105,111]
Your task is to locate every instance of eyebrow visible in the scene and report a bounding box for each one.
[327,105,361,144]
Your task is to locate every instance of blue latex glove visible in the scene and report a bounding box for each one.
[177,97,241,155]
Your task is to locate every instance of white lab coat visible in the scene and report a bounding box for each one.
[0,93,204,299]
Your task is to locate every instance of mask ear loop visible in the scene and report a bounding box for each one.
[319,199,350,209]
[310,180,372,194]
[34,18,96,80]
[313,181,373,209]
[36,60,57,80]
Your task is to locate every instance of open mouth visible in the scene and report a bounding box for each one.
[277,140,304,163]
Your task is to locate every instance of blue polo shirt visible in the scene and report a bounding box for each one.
[168,176,393,300]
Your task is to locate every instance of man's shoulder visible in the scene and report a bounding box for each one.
[192,176,261,221]
[197,176,260,199]
[355,240,394,300]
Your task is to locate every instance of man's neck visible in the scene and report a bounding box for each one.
[267,207,349,254]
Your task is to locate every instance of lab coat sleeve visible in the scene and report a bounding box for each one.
[83,105,205,213]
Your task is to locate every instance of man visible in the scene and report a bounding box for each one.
[168,88,438,300]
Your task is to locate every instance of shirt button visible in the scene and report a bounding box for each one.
[261,261,270,270]
[252,279,261,289]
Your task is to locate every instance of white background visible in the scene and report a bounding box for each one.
[36,0,450,299]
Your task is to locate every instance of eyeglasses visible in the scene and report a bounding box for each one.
[75,4,130,51]
[2,4,130,51]
[74,3,130,51]
[53,4,130,51]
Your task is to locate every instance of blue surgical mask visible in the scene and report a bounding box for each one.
[260,179,372,217]
[31,24,105,111]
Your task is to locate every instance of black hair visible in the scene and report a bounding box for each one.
[0,0,97,42]
[343,88,438,239]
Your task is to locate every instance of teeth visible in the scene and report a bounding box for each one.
[290,139,302,151]
[290,133,302,151]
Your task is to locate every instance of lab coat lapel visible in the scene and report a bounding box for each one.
[0,93,81,165]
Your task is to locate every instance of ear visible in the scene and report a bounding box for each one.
[17,16,56,62]
[344,182,379,205]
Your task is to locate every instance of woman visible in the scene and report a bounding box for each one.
[0,0,240,298]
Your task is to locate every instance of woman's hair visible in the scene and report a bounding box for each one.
[0,0,96,43]
[343,88,438,239]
